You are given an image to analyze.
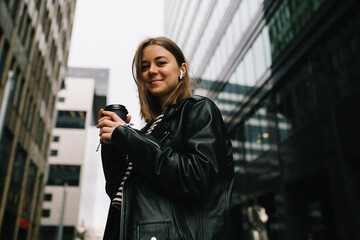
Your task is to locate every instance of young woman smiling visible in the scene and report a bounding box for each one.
[97,37,234,240]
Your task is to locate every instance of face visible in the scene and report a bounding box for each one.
[141,44,184,104]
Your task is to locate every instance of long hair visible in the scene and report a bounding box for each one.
[132,37,194,123]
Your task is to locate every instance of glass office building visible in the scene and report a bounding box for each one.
[0,0,76,239]
[165,0,360,239]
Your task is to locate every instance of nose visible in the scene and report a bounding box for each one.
[148,64,158,75]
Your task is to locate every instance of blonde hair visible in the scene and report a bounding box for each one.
[132,37,194,123]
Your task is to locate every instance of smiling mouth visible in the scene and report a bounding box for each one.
[150,80,162,84]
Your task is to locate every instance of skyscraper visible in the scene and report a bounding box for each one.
[0,1,77,239]
[165,0,360,239]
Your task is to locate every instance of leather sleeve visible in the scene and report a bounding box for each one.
[101,143,128,198]
[111,98,231,200]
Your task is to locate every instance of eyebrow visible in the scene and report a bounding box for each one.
[154,56,168,60]
[141,56,169,63]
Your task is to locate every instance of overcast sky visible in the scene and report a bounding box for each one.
[68,0,165,128]
[67,0,165,233]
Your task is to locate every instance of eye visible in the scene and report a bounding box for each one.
[157,61,167,67]
[141,64,149,72]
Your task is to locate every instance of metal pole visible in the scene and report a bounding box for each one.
[56,182,68,240]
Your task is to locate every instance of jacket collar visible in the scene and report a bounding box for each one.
[163,95,203,120]
[140,95,203,132]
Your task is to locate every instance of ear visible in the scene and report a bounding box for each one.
[179,63,187,79]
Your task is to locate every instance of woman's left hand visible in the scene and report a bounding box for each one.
[96,109,131,144]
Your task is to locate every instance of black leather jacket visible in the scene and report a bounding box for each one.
[101,96,234,240]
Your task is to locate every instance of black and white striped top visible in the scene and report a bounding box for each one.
[111,113,164,210]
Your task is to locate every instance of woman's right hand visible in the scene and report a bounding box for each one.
[96,109,131,144]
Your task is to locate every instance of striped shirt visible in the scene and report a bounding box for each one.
[111,113,164,209]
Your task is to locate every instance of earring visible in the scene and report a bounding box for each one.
[180,70,183,80]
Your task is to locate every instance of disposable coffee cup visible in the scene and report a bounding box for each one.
[96,104,128,152]
[104,104,128,121]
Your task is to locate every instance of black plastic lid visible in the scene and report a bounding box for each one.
[104,104,128,112]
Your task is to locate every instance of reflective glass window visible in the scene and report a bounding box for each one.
[236,61,246,86]
[12,144,27,189]
[253,33,267,81]
[247,0,259,20]
[184,0,208,57]
[275,61,320,141]
[0,41,9,78]
[178,0,198,47]
[244,107,276,162]
[243,49,256,86]
[262,26,272,68]
[23,162,37,219]
[239,0,250,33]
[0,128,13,194]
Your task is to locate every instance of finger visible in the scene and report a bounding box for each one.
[99,128,110,139]
[103,139,112,144]
[98,116,112,124]
[98,108,104,120]
[102,110,123,122]
[97,119,116,129]
[100,134,112,144]
[126,115,132,124]
[99,129,113,143]
[100,126,115,134]
[97,119,109,128]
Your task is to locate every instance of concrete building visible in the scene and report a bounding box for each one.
[165,0,360,239]
[0,0,76,239]
[39,67,109,240]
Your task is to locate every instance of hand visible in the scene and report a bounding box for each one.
[96,108,132,144]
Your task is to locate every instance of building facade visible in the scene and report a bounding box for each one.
[0,0,76,239]
[39,67,109,240]
[165,0,360,239]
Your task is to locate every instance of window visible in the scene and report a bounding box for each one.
[50,150,58,156]
[42,209,50,218]
[42,9,51,41]
[0,128,14,194]
[24,163,37,216]
[55,110,86,129]
[47,164,81,186]
[0,21,3,40]
[11,0,21,21]
[44,193,52,201]
[52,136,60,142]
[58,97,65,102]
[36,0,41,10]
[0,42,9,78]
[39,226,75,240]
[243,106,276,162]
[12,144,27,187]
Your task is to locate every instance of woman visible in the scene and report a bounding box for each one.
[97,37,234,240]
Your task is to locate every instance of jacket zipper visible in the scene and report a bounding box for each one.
[126,126,161,149]
[119,155,132,240]
[119,184,125,240]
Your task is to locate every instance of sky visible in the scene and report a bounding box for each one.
[67,0,164,234]
[68,0,165,128]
